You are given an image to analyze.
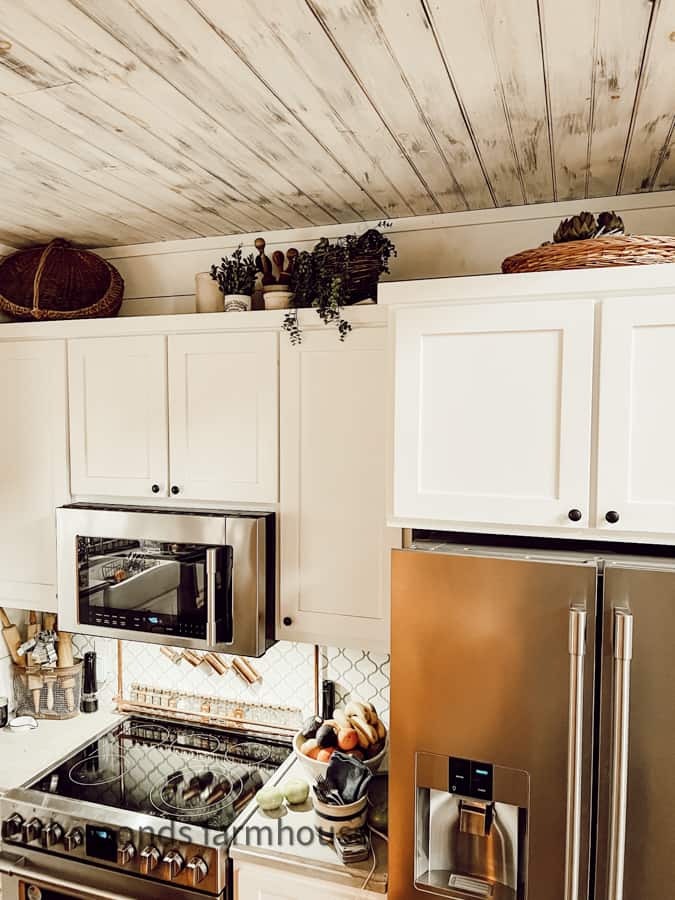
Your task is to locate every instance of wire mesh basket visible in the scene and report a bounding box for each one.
[13,659,84,719]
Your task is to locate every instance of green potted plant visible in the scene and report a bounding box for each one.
[283,226,396,344]
[210,245,257,312]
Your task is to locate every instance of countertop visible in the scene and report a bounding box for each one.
[231,757,388,894]
[0,708,122,792]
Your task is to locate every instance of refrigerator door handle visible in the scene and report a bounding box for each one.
[608,608,633,900]
[565,605,587,900]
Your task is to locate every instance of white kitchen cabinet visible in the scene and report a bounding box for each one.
[68,331,278,504]
[0,341,68,611]
[234,861,381,899]
[391,299,595,529]
[68,335,168,498]
[597,295,675,533]
[279,326,399,651]
[168,332,278,503]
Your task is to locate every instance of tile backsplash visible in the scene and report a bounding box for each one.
[1,607,390,729]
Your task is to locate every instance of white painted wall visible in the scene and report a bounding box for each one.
[87,191,675,317]
[0,609,27,713]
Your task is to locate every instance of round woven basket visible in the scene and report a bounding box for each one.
[502,234,675,274]
[0,238,124,320]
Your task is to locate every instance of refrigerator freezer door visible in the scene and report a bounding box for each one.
[390,548,598,900]
[596,564,675,900]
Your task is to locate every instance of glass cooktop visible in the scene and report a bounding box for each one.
[28,717,292,832]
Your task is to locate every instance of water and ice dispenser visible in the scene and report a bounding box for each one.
[415,752,530,898]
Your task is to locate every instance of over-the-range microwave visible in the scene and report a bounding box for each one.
[57,504,275,657]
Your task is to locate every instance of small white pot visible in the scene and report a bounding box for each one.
[195,272,223,313]
[223,293,252,312]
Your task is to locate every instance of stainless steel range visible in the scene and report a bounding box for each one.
[0,716,292,900]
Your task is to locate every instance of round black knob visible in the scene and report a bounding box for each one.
[171,485,180,495]
[568,508,583,522]
[605,510,620,524]
[282,616,292,627]
[151,484,160,494]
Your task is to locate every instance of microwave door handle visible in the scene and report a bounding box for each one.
[206,547,218,647]
[607,608,633,900]
[565,605,587,900]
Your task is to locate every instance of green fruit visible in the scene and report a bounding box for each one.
[255,786,284,811]
[282,779,309,805]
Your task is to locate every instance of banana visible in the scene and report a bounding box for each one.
[363,701,378,725]
[375,718,387,740]
[333,709,350,730]
[345,701,369,722]
[351,715,377,748]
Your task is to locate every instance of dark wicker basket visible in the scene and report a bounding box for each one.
[502,234,675,274]
[0,238,124,320]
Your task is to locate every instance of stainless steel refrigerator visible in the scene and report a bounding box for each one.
[389,541,675,900]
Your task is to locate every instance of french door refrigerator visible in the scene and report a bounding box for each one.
[389,542,675,900]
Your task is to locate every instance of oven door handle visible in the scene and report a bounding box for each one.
[206,546,234,647]
[0,854,131,900]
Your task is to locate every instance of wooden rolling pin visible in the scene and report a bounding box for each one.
[26,611,40,666]
[0,607,24,666]
[57,631,76,712]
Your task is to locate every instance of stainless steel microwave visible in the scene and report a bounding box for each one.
[57,504,275,657]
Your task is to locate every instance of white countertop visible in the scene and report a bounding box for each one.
[231,758,388,893]
[0,708,122,792]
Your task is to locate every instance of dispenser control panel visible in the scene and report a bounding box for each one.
[449,757,493,800]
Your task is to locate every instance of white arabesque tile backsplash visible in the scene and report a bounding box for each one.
[1,608,390,726]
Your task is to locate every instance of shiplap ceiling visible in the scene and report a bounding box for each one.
[0,0,672,250]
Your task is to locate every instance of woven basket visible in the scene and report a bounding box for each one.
[502,234,675,274]
[0,238,124,320]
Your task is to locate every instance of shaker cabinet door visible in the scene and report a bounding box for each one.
[597,296,675,533]
[68,335,168,498]
[279,327,399,651]
[392,299,595,529]
[0,340,68,610]
[168,331,278,503]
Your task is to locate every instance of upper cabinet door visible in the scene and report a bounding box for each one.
[0,340,68,610]
[392,300,595,528]
[68,335,168,498]
[279,327,399,651]
[597,296,675,533]
[168,332,278,503]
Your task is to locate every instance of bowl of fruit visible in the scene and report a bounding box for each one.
[294,700,388,779]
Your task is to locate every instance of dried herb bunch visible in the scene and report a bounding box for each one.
[283,226,396,345]
[210,244,257,296]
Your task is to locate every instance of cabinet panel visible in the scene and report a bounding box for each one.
[0,341,68,610]
[392,300,595,528]
[234,862,375,899]
[597,296,675,532]
[280,328,399,650]
[68,335,168,497]
[168,332,278,503]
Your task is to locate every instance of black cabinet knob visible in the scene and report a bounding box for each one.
[282,616,292,627]
[171,485,180,495]
[568,508,583,522]
[605,510,620,524]
[151,484,160,494]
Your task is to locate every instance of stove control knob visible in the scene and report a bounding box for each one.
[117,841,136,866]
[21,818,42,843]
[162,849,184,880]
[186,856,209,886]
[41,822,63,848]
[139,844,160,874]
[63,826,84,852]
[1,813,24,840]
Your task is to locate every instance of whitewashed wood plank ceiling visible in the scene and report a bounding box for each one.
[0,0,671,249]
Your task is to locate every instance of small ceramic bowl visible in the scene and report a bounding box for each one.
[292,731,387,779]
[312,789,368,839]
